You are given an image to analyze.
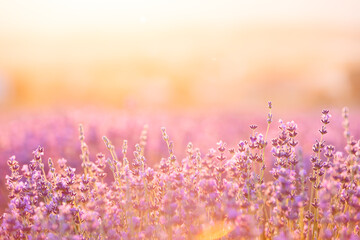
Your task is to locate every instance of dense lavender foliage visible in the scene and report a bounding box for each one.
[1,105,360,239]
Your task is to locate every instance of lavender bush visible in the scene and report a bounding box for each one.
[1,104,360,239]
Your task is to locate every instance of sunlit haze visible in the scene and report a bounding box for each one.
[1,0,360,110]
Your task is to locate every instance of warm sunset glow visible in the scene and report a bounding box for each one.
[0,0,360,110]
[195,221,235,240]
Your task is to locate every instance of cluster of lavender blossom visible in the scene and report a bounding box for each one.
[1,104,360,240]
[0,109,256,210]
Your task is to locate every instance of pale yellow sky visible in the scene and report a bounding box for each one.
[0,0,360,34]
[0,0,360,109]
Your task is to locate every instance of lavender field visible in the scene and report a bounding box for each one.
[1,104,360,239]
[1,1,360,239]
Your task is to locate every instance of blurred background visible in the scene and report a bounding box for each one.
[0,0,360,111]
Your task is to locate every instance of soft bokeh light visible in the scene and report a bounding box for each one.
[0,0,360,110]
